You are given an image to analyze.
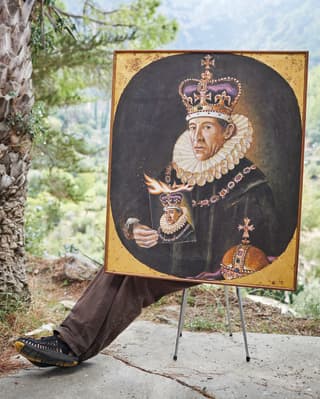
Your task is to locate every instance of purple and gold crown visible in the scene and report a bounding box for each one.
[160,192,183,210]
[179,55,242,122]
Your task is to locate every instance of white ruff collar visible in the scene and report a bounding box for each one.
[172,114,253,186]
[159,207,188,235]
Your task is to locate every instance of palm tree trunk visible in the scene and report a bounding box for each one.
[0,0,36,308]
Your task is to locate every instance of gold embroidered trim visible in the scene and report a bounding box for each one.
[191,164,257,208]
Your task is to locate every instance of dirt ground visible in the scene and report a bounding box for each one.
[1,257,319,376]
[141,286,320,336]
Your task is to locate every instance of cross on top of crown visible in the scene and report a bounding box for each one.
[201,55,215,70]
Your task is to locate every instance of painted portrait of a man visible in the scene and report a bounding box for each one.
[107,52,305,287]
[155,191,195,244]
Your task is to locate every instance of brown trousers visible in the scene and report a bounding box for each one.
[56,268,194,361]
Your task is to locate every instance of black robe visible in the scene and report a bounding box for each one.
[158,221,195,244]
[118,158,281,280]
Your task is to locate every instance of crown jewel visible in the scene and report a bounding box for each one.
[160,192,183,210]
[179,55,242,122]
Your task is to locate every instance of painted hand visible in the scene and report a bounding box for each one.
[133,223,159,248]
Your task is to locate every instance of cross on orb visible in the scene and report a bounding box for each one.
[238,217,255,244]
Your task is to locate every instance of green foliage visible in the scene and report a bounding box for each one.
[152,296,169,307]
[25,0,178,257]
[306,65,320,144]
[185,317,225,332]
[300,232,320,262]
[29,168,92,202]
[110,0,178,49]
[301,157,320,231]
[44,170,89,201]
[0,293,28,319]
[25,192,62,256]
[246,286,304,305]
[43,178,107,261]
[187,294,196,307]
[5,103,46,138]
[26,100,109,257]
[293,281,320,318]
[30,0,178,109]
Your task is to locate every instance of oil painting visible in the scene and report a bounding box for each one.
[105,51,307,290]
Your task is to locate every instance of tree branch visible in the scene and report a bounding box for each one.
[52,5,135,28]
[40,0,45,48]
[22,0,37,23]
[85,0,120,16]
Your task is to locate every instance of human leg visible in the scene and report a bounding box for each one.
[57,268,194,361]
[15,268,194,366]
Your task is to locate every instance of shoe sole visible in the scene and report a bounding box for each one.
[15,341,79,368]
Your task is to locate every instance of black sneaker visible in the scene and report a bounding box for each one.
[14,335,79,368]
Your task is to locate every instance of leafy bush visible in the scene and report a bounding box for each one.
[25,193,62,256]
[293,281,320,318]
[300,232,320,262]
[40,178,107,262]
[245,286,304,305]
[301,180,320,231]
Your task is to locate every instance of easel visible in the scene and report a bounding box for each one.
[173,286,251,362]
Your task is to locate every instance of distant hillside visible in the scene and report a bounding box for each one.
[64,0,319,64]
[159,0,319,65]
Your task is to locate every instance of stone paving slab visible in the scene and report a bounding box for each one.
[0,355,204,399]
[104,321,320,399]
[1,320,319,399]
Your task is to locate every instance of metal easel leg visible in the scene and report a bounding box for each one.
[173,288,188,361]
[236,287,251,362]
[224,286,233,336]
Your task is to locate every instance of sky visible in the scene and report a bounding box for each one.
[66,0,318,64]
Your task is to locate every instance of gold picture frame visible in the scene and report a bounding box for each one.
[105,50,308,290]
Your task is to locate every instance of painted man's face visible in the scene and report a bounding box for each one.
[164,208,181,224]
[188,116,229,161]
